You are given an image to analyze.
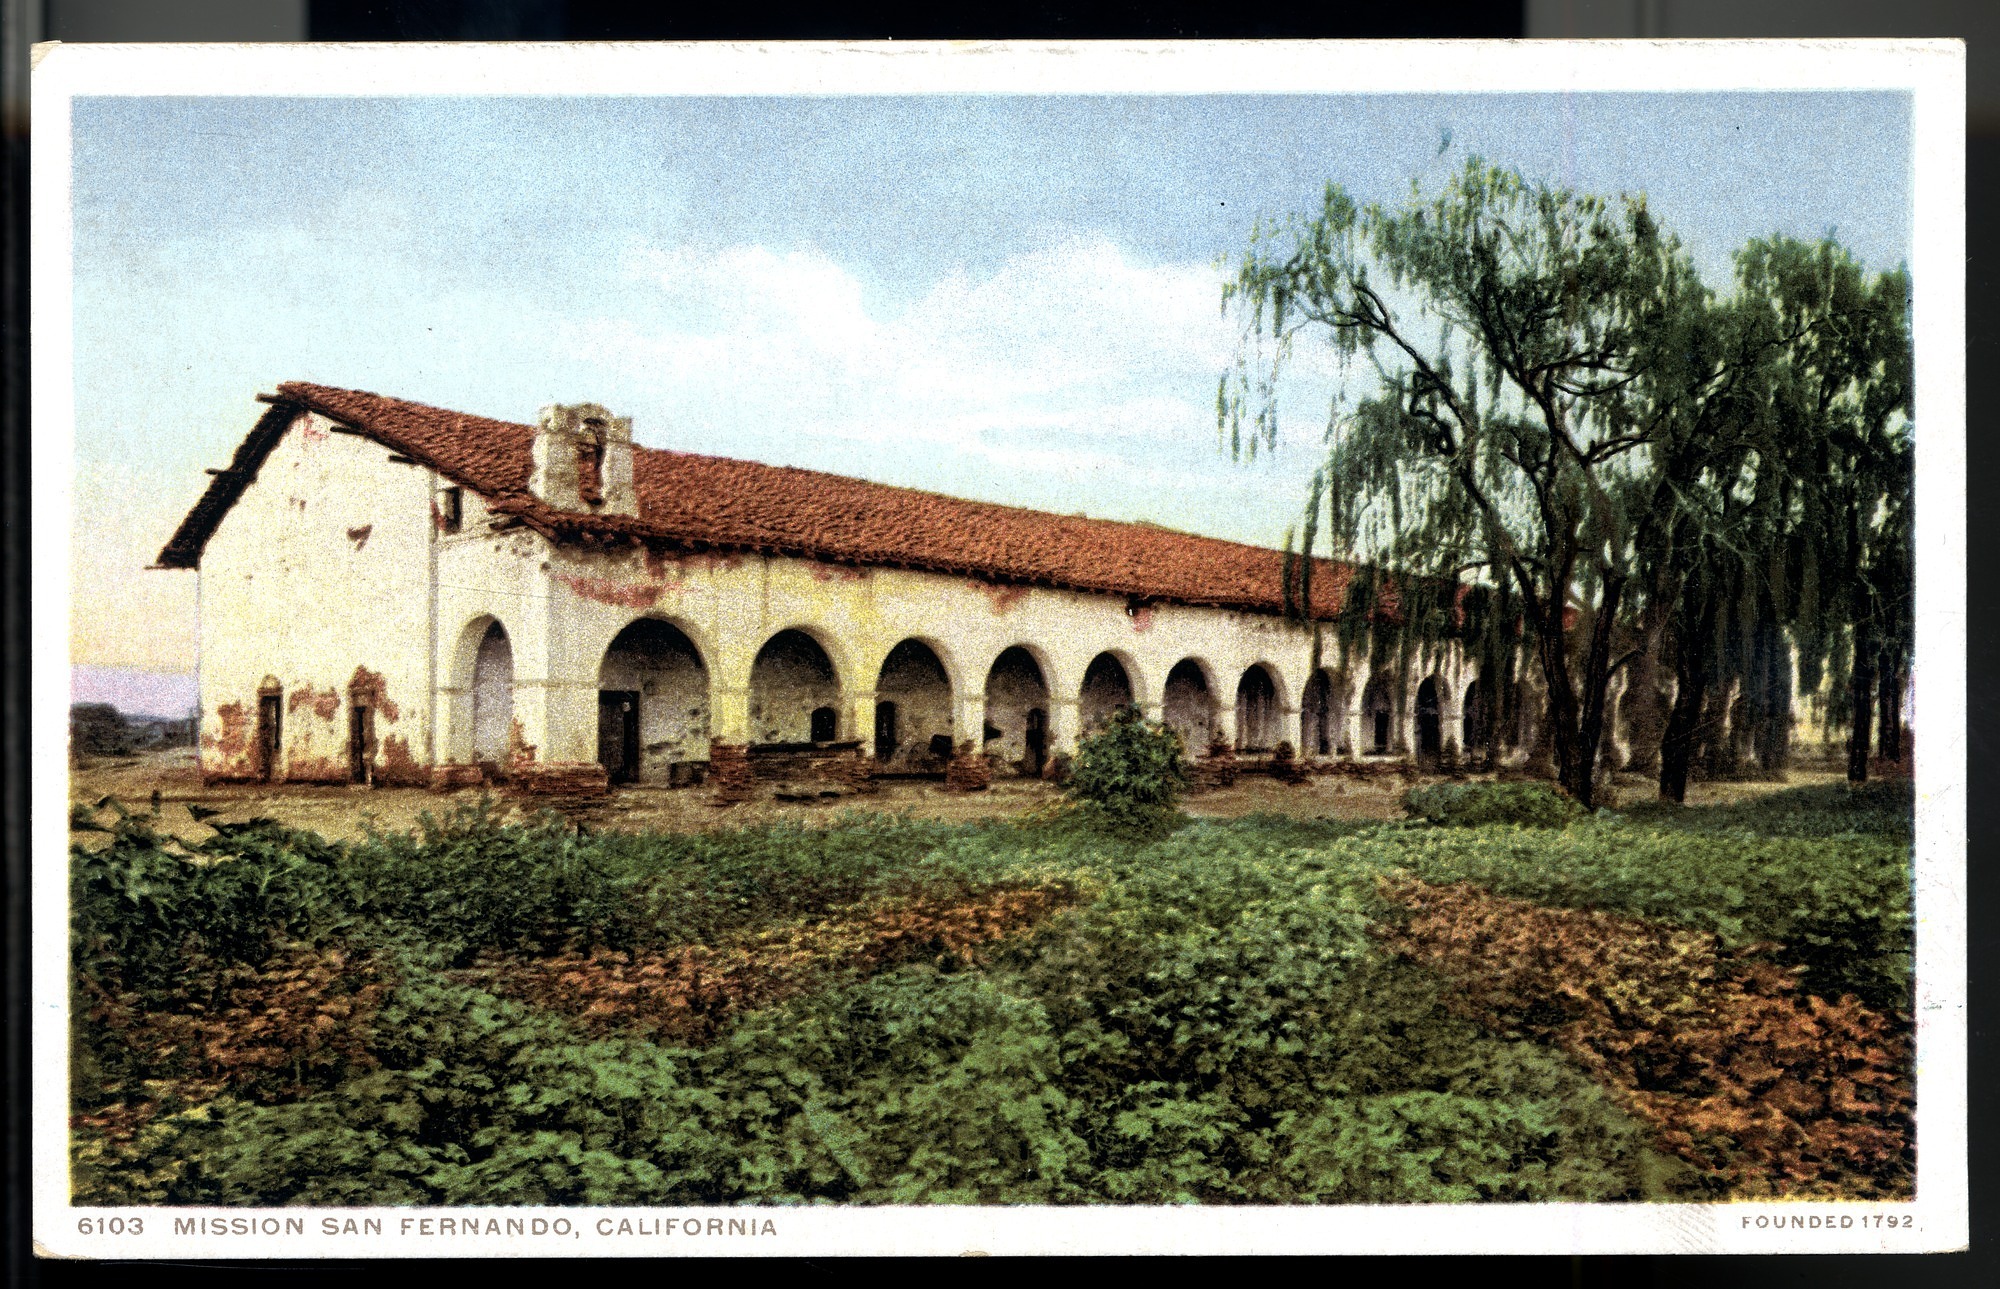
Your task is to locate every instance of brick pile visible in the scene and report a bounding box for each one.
[707,742,755,806]
[943,744,992,793]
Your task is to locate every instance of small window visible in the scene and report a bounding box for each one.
[440,487,463,534]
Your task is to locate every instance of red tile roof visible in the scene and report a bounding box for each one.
[157,382,1361,618]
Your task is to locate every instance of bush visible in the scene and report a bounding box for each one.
[1402,781,1584,829]
[1065,706,1191,835]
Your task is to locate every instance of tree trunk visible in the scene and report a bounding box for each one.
[1659,667,1706,805]
[1658,595,1718,805]
[1847,625,1876,785]
[1876,648,1903,763]
[1754,622,1793,776]
[1698,679,1737,779]
[1621,606,1669,776]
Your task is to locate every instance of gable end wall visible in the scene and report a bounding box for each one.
[196,412,435,783]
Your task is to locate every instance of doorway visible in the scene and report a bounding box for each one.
[256,693,282,783]
[874,700,899,761]
[1024,707,1048,777]
[599,690,641,784]
[348,704,374,784]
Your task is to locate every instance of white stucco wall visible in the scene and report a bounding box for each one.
[196,416,1477,785]
[445,537,1474,777]
[196,412,435,782]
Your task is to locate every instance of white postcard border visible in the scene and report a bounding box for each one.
[30,37,1968,1259]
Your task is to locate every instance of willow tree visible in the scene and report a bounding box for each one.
[1220,160,1710,808]
[1729,239,1913,784]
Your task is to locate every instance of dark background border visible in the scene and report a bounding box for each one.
[4,3,1990,1284]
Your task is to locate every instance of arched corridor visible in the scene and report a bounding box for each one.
[749,629,841,746]
[1361,674,1397,755]
[1079,652,1136,733]
[875,638,954,767]
[1235,664,1282,751]
[1300,668,1350,757]
[597,618,709,784]
[984,646,1051,777]
[1163,658,1217,755]
[470,620,514,766]
[1415,675,1443,759]
[1463,677,1490,764]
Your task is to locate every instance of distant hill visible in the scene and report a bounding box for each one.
[69,702,196,758]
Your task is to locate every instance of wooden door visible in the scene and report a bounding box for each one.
[257,694,282,783]
[349,704,374,784]
[599,691,640,784]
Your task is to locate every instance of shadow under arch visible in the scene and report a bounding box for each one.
[1079,650,1140,734]
[874,637,956,767]
[749,627,846,745]
[983,644,1052,778]
[598,617,710,784]
[1163,656,1219,755]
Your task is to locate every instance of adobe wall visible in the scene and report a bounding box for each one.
[195,412,435,784]
[457,538,1478,776]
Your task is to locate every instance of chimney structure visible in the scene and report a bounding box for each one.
[529,403,639,516]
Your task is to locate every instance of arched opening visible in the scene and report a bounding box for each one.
[598,618,710,785]
[1463,677,1490,765]
[983,646,1050,778]
[1415,675,1443,760]
[1235,664,1281,752]
[1079,652,1135,733]
[875,639,954,767]
[470,621,514,768]
[1361,674,1397,755]
[1163,659,1216,756]
[749,628,842,745]
[1300,669,1350,757]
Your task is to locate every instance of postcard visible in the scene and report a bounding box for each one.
[31,38,1966,1257]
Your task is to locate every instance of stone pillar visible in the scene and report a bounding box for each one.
[1278,703,1301,754]
[954,694,987,750]
[1050,697,1081,758]
[709,683,752,745]
[852,688,881,759]
[944,693,992,791]
[1212,704,1239,758]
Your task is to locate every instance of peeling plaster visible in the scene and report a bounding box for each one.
[969,580,1030,615]
[288,685,341,722]
[347,666,400,722]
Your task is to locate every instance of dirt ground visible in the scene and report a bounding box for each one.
[68,747,1852,846]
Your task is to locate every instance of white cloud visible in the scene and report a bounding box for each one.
[575,234,1240,460]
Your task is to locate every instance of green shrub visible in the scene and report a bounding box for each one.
[74,794,1904,1206]
[71,816,347,1002]
[1402,781,1584,829]
[1065,706,1191,835]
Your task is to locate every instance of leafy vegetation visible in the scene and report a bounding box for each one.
[1063,705,1191,836]
[1401,781,1585,829]
[70,780,1913,1206]
[1377,874,1910,1198]
[1220,159,1913,805]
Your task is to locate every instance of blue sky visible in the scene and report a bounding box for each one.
[69,91,1913,695]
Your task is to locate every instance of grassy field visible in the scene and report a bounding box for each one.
[68,777,1914,1206]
